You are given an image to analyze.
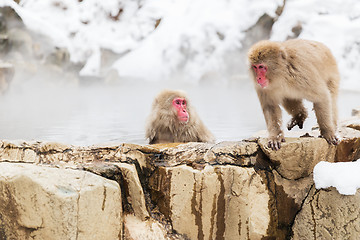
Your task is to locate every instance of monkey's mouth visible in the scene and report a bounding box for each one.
[178,116,189,123]
[257,78,268,88]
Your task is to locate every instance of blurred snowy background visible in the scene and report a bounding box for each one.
[0,0,359,145]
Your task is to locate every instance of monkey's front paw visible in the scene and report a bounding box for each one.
[321,134,339,145]
[268,136,285,151]
[287,115,306,130]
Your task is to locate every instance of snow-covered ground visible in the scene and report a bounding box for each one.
[2,0,360,90]
[314,160,360,195]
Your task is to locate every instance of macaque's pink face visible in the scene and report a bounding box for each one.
[172,97,189,123]
[252,64,268,88]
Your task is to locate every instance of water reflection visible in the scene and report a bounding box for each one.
[0,79,358,146]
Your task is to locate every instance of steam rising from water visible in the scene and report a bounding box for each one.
[0,73,358,146]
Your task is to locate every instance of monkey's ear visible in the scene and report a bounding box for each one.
[280,47,287,60]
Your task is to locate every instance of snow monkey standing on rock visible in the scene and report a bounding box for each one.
[145,89,215,144]
[248,39,340,150]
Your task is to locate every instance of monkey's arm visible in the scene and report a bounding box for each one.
[197,126,215,143]
[145,120,158,144]
[258,93,284,150]
[282,98,308,130]
[263,105,284,150]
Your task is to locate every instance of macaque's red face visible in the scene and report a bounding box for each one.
[252,64,268,88]
[172,97,189,123]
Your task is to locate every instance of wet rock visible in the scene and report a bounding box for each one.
[0,7,22,52]
[352,107,360,117]
[336,126,360,162]
[259,137,336,180]
[0,141,152,166]
[267,170,313,239]
[124,214,168,240]
[288,22,303,39]
[204,141,259,166]
[0,33,8,51]
[149,165,271,240]
[45,47,70,67]
[38,143,121,164]
[116,143,156,170]
[7,28,33,57]
[343,115,360,132]
[0,140,39,163]
[273,170,313,207]
[39,141,72,153]
[243,13,275,48]
[347,122,360,131]
[0,162,122,240]
[115,163,149,220]
[150,142,213,167]
[0,61,14,94]
[292,187,360,240]
[82,162,149,221]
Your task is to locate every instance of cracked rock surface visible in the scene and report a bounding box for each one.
[292,187,360,240]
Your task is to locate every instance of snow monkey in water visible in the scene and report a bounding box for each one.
[248,39,340,150]
[145,89,215,144]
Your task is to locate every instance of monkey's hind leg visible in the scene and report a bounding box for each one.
[330,93,338,131]
[313,99,338,145]
[282,98,308,130]
[328,78,339,130]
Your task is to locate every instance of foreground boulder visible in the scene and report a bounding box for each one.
[147,141,316,239]
[292,187,360,239]
[0,162,122,240]
[149,164,270,240]
[259,137,336,179]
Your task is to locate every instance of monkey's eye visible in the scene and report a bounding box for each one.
[175,100,180,105]
[182,100,186,105]
[253,66,257,70]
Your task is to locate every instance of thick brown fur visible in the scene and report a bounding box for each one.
[145,89,215,144]
[248,39,340,150]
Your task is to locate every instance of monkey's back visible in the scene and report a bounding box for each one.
[284,39,340,77]
[283,39,340,95]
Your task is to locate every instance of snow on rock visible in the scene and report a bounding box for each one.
[113,0,282,82]
[314,160,360,195]
[1,0,163,76]
[1,0,282,80]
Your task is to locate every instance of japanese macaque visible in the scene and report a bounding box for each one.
[248,39,340,150]
[145,89,215,144]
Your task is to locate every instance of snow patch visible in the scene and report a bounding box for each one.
[314,160,360,195]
